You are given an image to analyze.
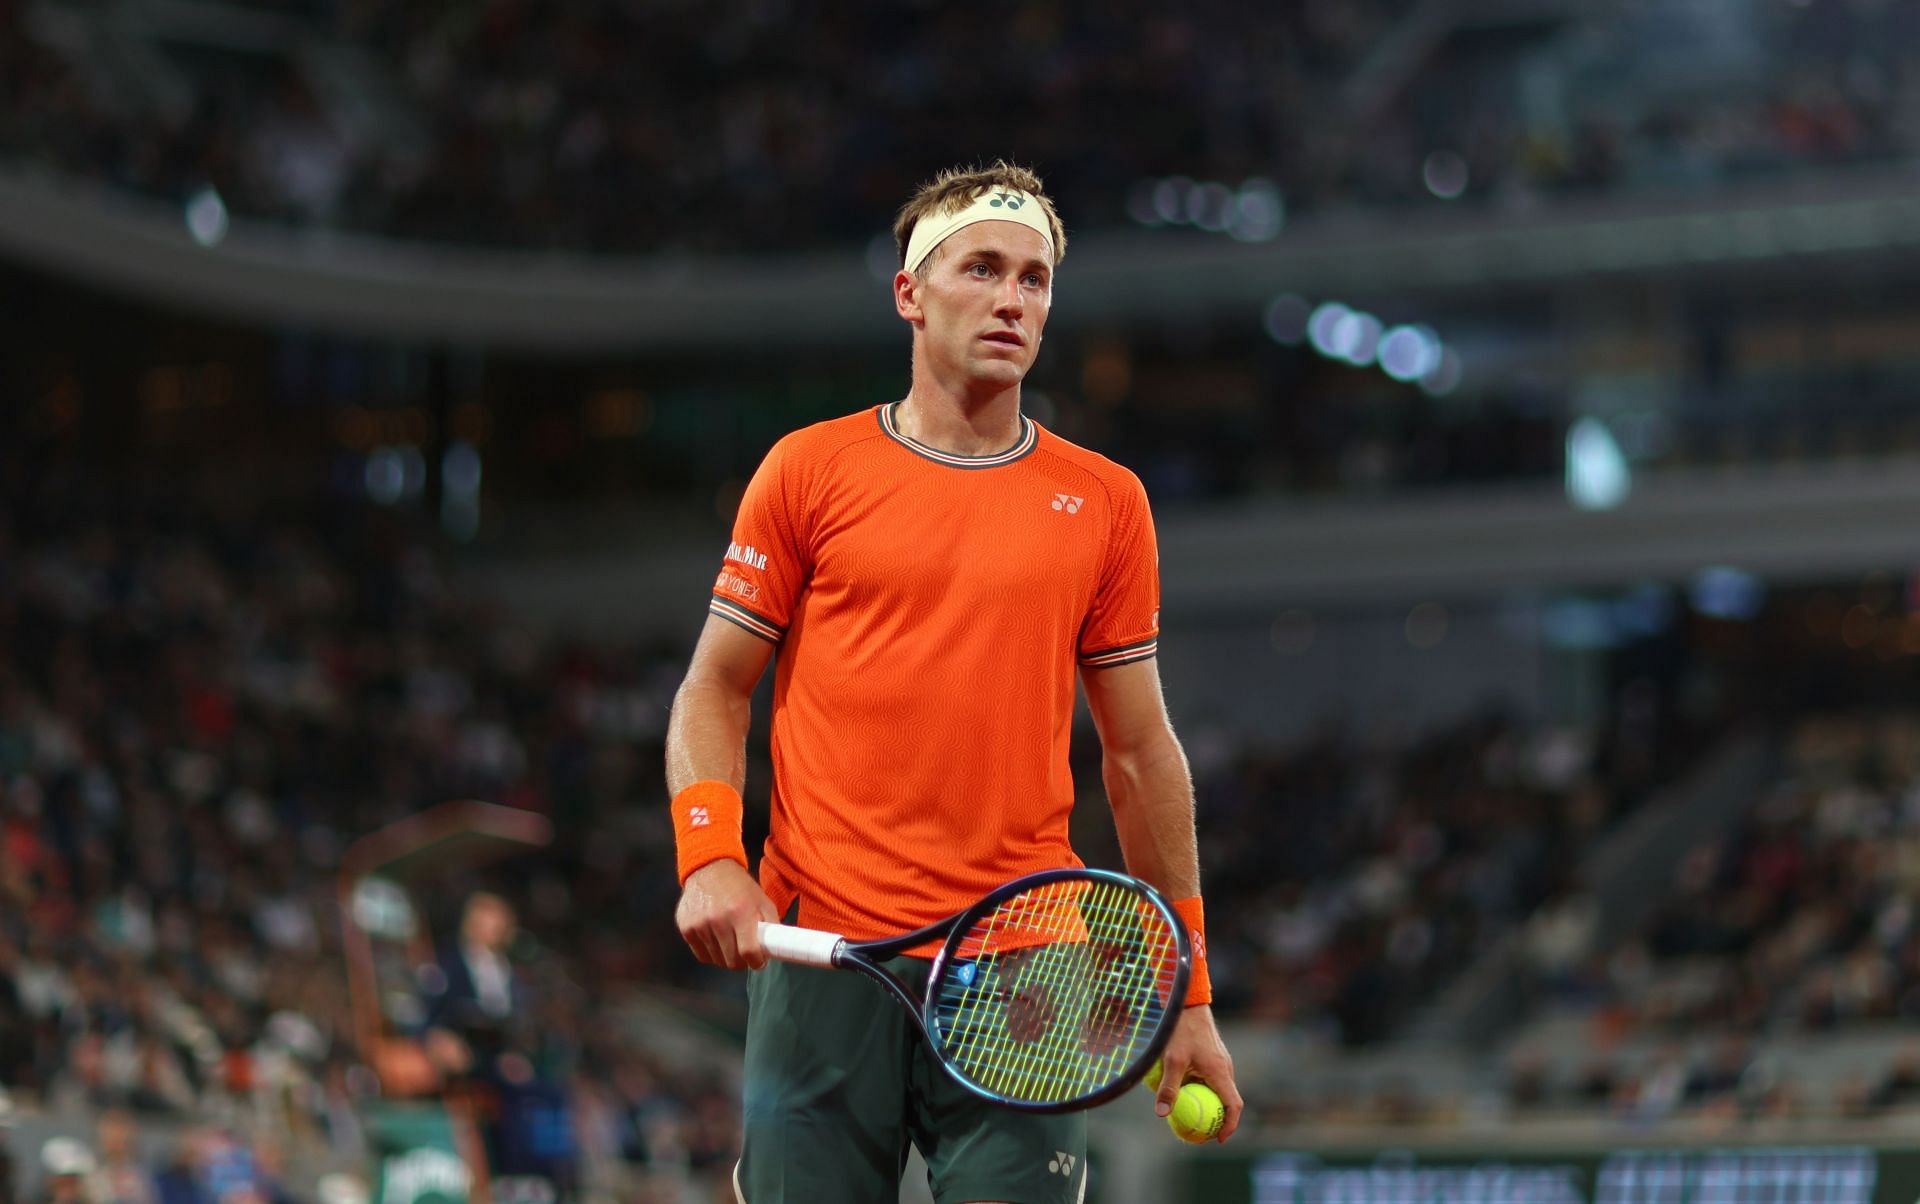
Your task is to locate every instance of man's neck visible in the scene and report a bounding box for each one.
[897,379,1023,458]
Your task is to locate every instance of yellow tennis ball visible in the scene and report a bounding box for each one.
[1144,1059,1163,1092]
[1167,1082,1225,1144]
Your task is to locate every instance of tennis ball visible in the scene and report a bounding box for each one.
[1144,1058,1163,1092]
[1167,1082,1225,1144]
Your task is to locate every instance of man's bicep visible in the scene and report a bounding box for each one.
[1080,657,1174,756]
[686,612,778,697]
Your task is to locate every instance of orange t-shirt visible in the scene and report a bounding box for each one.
[706,404,1161,943]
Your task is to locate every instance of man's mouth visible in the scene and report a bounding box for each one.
[982,332,1025,347]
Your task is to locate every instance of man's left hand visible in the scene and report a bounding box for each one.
[1153,1005,1244,1141]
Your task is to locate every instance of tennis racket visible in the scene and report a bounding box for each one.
[756,867,1190,1112]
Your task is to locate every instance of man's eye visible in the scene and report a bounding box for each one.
[1024,275,1045,288]
[970,264,991,277]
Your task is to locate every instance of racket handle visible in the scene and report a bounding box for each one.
[758,922,845,968]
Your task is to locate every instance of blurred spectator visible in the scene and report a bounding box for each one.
[88,1111,157,1204]
[36,1139,93,1204]
[422,893,523,1082]
[421,892,574,1195]
[0,1090,16,1204]
[1523,875,1601,999]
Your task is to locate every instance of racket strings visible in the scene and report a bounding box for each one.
[933,877,1181,1105]
[973,880,1174,1099]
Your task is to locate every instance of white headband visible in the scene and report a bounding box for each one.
[903,189,1055,274]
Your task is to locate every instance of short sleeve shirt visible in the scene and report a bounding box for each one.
[708,404,1160,941]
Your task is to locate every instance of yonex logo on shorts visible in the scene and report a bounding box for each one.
[1049,1152,1076,1176]
[689,806,711,827]
[1051,494,1084,514]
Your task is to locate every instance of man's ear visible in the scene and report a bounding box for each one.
[894,268,924,325]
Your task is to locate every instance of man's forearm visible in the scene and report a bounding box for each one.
[665,673,753,795]
[1103,733,1201,898]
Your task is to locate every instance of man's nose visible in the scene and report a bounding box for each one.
[994,276,1025,317]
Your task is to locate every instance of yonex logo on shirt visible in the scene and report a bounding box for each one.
[726,542,769,570]
[688,806,710,828]
[1051,494,1084,514]
[717,570,761,603]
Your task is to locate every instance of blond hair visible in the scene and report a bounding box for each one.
[892,161,1067,271]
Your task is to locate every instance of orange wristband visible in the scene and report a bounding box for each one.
[672,780,749,885]
[1171,896,1212,1007]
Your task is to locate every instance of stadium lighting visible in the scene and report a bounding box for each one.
[1152,178,1190,225]
[1690,567,1766,621]
[1263,294,1311,345]
[1332,311,1383,366]
[1379,325,1440,381]
[1307,302,1352,357]
[365,447,407,505]
[185,188,229,247]
[444,441,483,497]
[1543,598,1621,649]
[1566,417,1631,511]
[1230,179,1284,242]
[1129,176,1285,241]
[1423,150,1469,200]
[1189,182,1235,232]
[1295,300,1460,390]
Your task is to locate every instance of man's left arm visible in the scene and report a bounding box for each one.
[1081,657,1244,1141]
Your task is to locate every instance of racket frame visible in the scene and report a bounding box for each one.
[764,867,1191,1113]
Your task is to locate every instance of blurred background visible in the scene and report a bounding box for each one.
[6,0,1920,1200]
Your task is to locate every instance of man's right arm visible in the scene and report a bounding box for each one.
[667,613,780,971]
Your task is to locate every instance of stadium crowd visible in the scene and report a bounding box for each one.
[1200,714,1623,1047]
[0,478,742,1201]
[4,0,1918,252]
[1537,713,1920,1041]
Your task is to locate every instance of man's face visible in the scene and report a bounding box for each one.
[465,896,514,952]
[899,219,1053,394]
[98,1111,134,1161]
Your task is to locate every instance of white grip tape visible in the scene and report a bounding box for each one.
[758,922,845,968]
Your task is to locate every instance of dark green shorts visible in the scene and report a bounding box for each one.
[739,955,1087,1204]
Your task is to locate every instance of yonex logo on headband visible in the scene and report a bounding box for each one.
[903,187,1055,273]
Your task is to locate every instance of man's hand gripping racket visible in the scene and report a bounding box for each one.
[754,867,1192,1112]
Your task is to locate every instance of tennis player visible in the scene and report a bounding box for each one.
[667,161,1242,1203]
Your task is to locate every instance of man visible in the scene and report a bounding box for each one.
[668,161,1242,1204]
[35,1139,93,1204]
[420,892,572,1193]
[422,891,522,1080]
[88,1110,157,1204]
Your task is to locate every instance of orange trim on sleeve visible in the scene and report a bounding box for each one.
[672,780,749,885]
[1171,896,1212,1007]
